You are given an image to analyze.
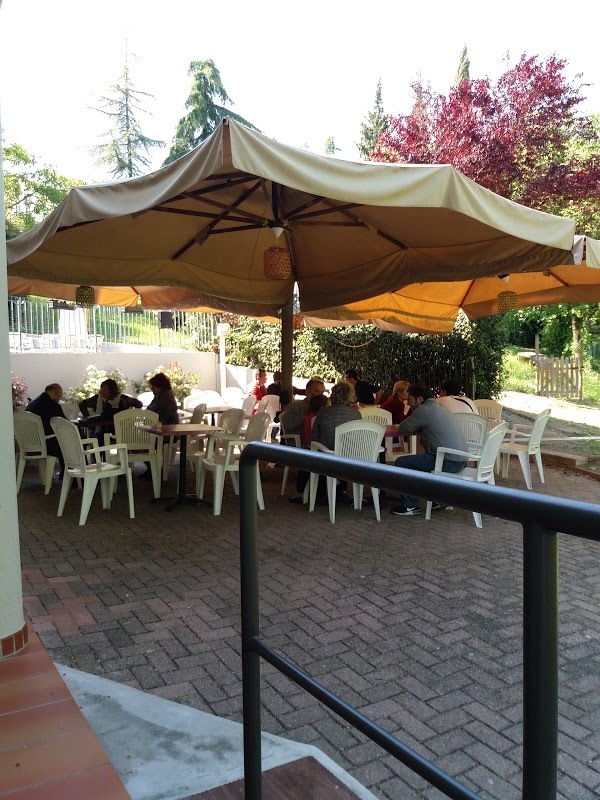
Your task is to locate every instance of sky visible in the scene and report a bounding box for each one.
[1,0,599,183]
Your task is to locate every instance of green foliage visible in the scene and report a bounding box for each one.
[225,314,506,398]
[357,79,388,160]
[454,46,470,85]
[63,364,128,404]
[501,347,537,394]
[324,136,340,155]
[3,144,82,238]
[501,304,600,356]
[164,59,259,164]
[92,58,164,178]
[132,362,201,406]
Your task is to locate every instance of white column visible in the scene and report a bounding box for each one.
[0,117,25,643]
[216,322,230,394]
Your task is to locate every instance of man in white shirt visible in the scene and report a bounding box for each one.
[436,379,477,414]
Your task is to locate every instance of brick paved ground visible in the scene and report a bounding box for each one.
[16,457,600,800]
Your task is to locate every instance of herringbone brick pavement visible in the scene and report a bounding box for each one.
[16,458,600,800]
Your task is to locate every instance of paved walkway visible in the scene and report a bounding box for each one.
[17,458,600,800]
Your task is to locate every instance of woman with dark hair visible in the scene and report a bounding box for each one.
[147,373,178,424]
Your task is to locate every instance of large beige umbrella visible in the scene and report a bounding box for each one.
[305,238,600,333]
[7,119,577,317]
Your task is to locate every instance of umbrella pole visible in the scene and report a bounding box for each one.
[281,297,294,404]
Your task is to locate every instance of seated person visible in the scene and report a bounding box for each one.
[79,378,142,438]
[147,373,179,424]
[391,383,469,516]
[437,378,477,413]
[26,383,66,476]
[380,380,411,424]
[311,381,363,505]
[247,368,267,403]
[279,378,326,446]
[288,394,329,504]
[343,369,382,405]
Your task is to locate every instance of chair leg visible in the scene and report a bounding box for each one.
[150,459,161,498]
[256,469,265,511]
[425,500,433,520]
[327,476,336,524]
[309,472,319,512]
[125,468,135,518]
[195,462,207,500]
[473,511,483,528]
[100,477,112,509]
[517,451,533,489]
[57,475,73,517]
[44,456,57,495]
[372,487,381,521]
[79,477,99,525]
[353,483,364,510]
[281,466,289,495]
[501,452,510,479]
[230,471,240,496]
[15,454,26,494]
[213,466,225,516]
[534,451,545,484]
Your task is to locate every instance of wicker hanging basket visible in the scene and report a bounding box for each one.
[293,313,304,330]
[75,285,96,308]
[263,247,292,280]
[497,290,518,313]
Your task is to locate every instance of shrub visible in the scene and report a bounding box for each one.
[133,362,201,406]
[63,364,128,404]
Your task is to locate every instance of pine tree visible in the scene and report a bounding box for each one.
[357,79,388,160]
[92,55,164,179]
[164,59,258,165]
[454,46,470,85]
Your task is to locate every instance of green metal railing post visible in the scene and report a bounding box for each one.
[522,521,558,800]
[240,459,262,800]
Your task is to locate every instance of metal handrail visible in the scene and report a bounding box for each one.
[239,441,600,800]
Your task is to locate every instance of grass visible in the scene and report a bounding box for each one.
[501,345,600,403]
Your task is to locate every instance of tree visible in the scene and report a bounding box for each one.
[454,46,470,85]
[164,59,258,165]
[3,144,81,239]
[92,57,164,179]
[357,79,388,160]
[324,136,340,155]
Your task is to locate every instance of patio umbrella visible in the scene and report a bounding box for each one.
[7,119,577,317]
[304,237,600,333]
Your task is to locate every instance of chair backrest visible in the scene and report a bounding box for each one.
[183,393,206,411]
[242,395,257,416]
[202,390,224,405]
[50,417,87,472]
[476,422,509,482]
[256,395,280,420]
[113,409,159,447]
[360,406,392,427]
[243,412,271,442]
[527,408,552,453]
[222,387,245,407]
[334,420,386,463]
[137,391,154,407]
[13,410,48,456]
[220,408,245,434]
[453,412,488,449]
[190,403,208,424]
[473,399,503,421]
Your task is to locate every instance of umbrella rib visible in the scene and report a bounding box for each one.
[459,280,476,306]
[154,207,252,223]
[289,203,361,221]
[181,192,266,224]
[285,197,324,217]
[320,199,407,250]
[172,180,263,260]
[545,270,570,287]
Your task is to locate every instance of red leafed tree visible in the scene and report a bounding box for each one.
[373,54,600,235]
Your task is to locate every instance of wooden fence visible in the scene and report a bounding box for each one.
[535,337,584,399]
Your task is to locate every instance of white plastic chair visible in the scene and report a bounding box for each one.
[359,406,392,427]
[425,421,508,528]
[188,407,245,475]
[256,395,280,439]
[222,387,245,408]
[241,395,257,417]
[183,390,206,411]
[309,420,385,523]
[202,390,225,406]
[473,399,503,428]
[107,409,161,498]
[195,412,270,515]
[14,410,58,495]
[60,401,81,420]
[499,408,551,489]
[137,391,154,408]
[279,417,302,496]
[453,412,488,456]
[50,416,135,526]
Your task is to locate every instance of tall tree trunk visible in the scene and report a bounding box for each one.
[571,313,580,354]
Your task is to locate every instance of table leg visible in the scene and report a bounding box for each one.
[158,435,212,512]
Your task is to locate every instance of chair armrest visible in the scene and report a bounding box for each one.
[310,442,333,454]
[80,437,98,447]
[504,427,532,445]
[281,434,301,448]
[434,447,474,471]
[44,433,57,441]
